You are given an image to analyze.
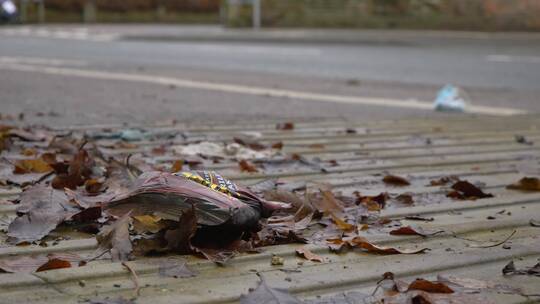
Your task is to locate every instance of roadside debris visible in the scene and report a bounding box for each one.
[502,261,540,277]
[507,177,540,191]
[515,135,534,146]
[446,180,493,200]
[433,84,469,113]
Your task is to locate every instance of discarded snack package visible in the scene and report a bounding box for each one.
[105,171,291,231]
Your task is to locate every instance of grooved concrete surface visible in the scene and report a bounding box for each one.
[1,114,540,303]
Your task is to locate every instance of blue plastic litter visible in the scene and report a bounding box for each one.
[433,85,468,113]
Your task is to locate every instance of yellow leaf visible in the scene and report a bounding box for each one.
[132,215,166,234]
[13,158,53,174]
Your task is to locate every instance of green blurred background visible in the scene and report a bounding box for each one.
[16,0,540,31]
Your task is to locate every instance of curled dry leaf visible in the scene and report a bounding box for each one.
[97,213,133,262]
[389,226,443,237]
[429,176,459,186]
[383,175,411,186]
[164,208,197,253]
[507,177,540,191]
[295,247,324,262]
[52,149,94,190]
[170,160,183,173]
[239,159,259,173]
[355,192,388,211]
[329,213,355,232]
[447,181,493,200]
[407,278,454,294]
[327,236,429,255]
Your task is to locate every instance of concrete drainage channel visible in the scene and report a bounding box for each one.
[1,114,540,303]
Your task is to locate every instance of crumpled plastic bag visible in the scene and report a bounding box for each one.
[434,85,469,113]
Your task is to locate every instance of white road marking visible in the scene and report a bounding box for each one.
[0,61,525,116]
[0,27,117,42]
[0,56,87,67]
[487,54,540,64]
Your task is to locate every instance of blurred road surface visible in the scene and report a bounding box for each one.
[0,25,539,125]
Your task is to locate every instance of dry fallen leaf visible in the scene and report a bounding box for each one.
[97,213,133,262]
[328,236,429,255]
[389,226,443,237]
[447,181,493,200]
[383,175,411,186]
[7,185,79,244]
[0,253,83,273]
[407,278,454,294]
[13,158,53,174]
[170,160,183,173]
[132,215,166,234]
[329,213,355,232]
[239,159,259,173]
[164,208,197,253]
[295,247,324,262]
[507,177,540,191]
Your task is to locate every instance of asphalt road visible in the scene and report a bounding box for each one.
[1,25,539,126]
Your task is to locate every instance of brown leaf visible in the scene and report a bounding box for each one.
[355,192,388,211]
[429,176,459,186]
[395,194,414,205]
[170,160,183,173]
[347,236,429,255]
[330,213,355,232]
[295,247,324,262]
[0,253,82,273]
[312,190,345,213]
[447,181,493,200]
[276,122,294,130]
[507,177,540,191]
[85,179,105,194]
[7,185,78,244]
[271,142,283,149]
[164,208,197,253]
[383,175,411,186]
[239,159,259,173]
[13,158,53,174]
[36,258,72,272]
[407,278,454,294]
[389,226,443,237]
[52,149,94,190]
[97,213,133,262]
